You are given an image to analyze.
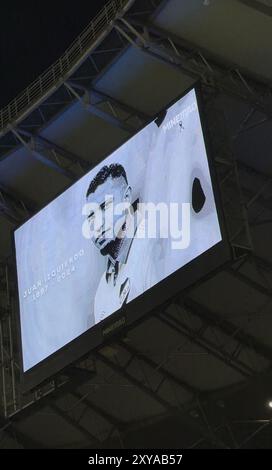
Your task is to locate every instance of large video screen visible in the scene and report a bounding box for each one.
[14,87,225,382]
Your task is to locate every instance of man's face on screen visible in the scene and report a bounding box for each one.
[86,176,131,255]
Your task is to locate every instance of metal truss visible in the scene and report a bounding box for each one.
[64,82,135,133]
[52,324,272,449]
[114,17,272,119]
[1,83,272,447]
[65,80,149,132]
[91,349,229,448]
[0,269,17,421]
[238,0,272,18]
[0,0,136,137]
[190,419,272,449]
[0,184,35,224]
[10,127,77,181]
[50,402,101,447]
[0,0,164,185]
[204,93,253,257]
[2,1,272,228]
[1,2,272,449]
[91,344,272,449]
[1,0,272,226]
[111,13,272,254]
[1,275,272,448]
[0,41,129,181]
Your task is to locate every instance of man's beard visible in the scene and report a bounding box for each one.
[100,237,123,258]
[100,221,127,258]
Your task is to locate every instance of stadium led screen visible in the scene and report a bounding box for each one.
[14,86,229,390]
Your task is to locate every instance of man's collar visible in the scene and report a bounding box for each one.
[106,210,138,284]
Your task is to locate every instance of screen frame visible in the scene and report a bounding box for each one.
[12,82,231,392]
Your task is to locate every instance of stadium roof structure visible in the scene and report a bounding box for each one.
[1,0,272,449]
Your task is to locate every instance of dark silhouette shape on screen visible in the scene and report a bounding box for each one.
[192,177,206,213]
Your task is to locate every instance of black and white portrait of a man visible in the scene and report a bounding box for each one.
[86,163,157,324]
[15,88,223,372]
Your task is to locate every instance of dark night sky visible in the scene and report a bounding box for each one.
[0,1,107,108]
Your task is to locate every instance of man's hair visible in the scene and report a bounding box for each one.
[86,164,128,198]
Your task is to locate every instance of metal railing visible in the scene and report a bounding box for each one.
[0,0,131,135]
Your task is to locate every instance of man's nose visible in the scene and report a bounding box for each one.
[90,213,103,234]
